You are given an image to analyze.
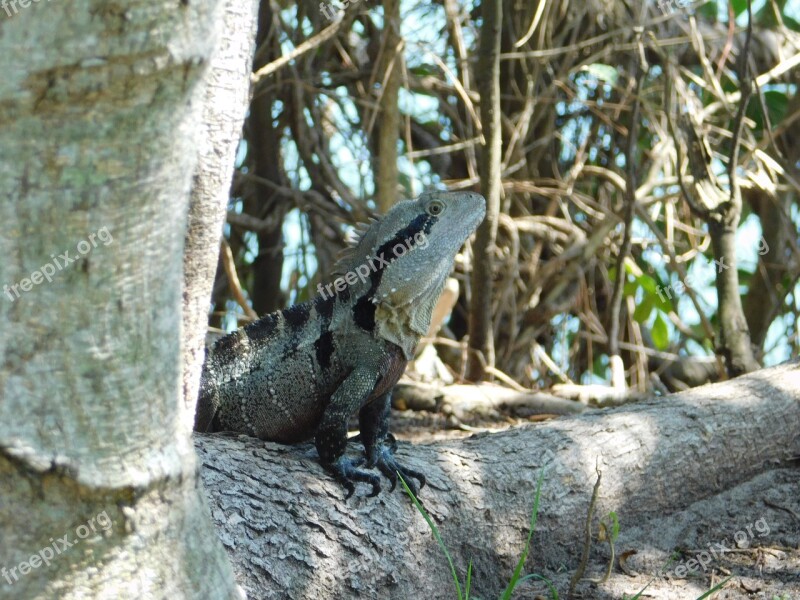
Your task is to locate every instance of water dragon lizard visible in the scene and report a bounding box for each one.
[194,190,486,497]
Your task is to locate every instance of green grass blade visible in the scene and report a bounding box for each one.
[500,465,547,600]
[398,472,463,600]
[517,573,559,599]
[627,552,679,600]
[605,511,619,541]
[465,558,472,600]
[627,580,651,600]
[696,576,732,599]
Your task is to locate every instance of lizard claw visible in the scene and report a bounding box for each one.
[323,456,381,498]
[366,443,426,496]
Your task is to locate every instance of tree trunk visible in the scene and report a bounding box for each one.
[467,0,503,380]
[183,0,260,417]
[672,79,760,378]
[0,2,255,598]
[243,0,289,318]
[710,216,761,376]
[742,187,795,355]
[196,361,800,599]
[374,0,402,212]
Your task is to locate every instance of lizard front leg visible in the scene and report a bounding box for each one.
[316,366,383,498]
[359,392,426,496]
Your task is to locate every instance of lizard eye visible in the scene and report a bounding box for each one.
[426,200,445,216]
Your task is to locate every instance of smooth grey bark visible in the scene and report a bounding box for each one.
[0,1,253,598]
[182,0,259,419]
[197,361,800,599]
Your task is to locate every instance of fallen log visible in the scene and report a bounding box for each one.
[196,360,800,599]
[393,380,586,419]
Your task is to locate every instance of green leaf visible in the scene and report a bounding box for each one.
[633,295,654,323]
[731,0,747,16]
[738,268,753,288]
[635,273,658,295]
[785,14,800,31]
[695,0,717,20]
[581,63,619,85]
[465,560,472,600]
[641,273,676,313]
[604,511,620,541]
[653,287,675,313]
[409,64,437,77]
[748,90,788,131]
[765,90,789,125]
[593,355,607,378]
[652,313,669,350]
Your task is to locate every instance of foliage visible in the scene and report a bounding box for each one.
[216,0,800,390]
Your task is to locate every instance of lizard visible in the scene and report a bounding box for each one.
[194,190,486,497]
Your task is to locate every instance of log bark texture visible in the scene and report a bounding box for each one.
[196,360,800,599]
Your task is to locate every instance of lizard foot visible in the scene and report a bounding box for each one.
[364,438,426,497]
[323,456,381,499]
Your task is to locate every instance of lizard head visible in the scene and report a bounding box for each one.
[332,190,486,358]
